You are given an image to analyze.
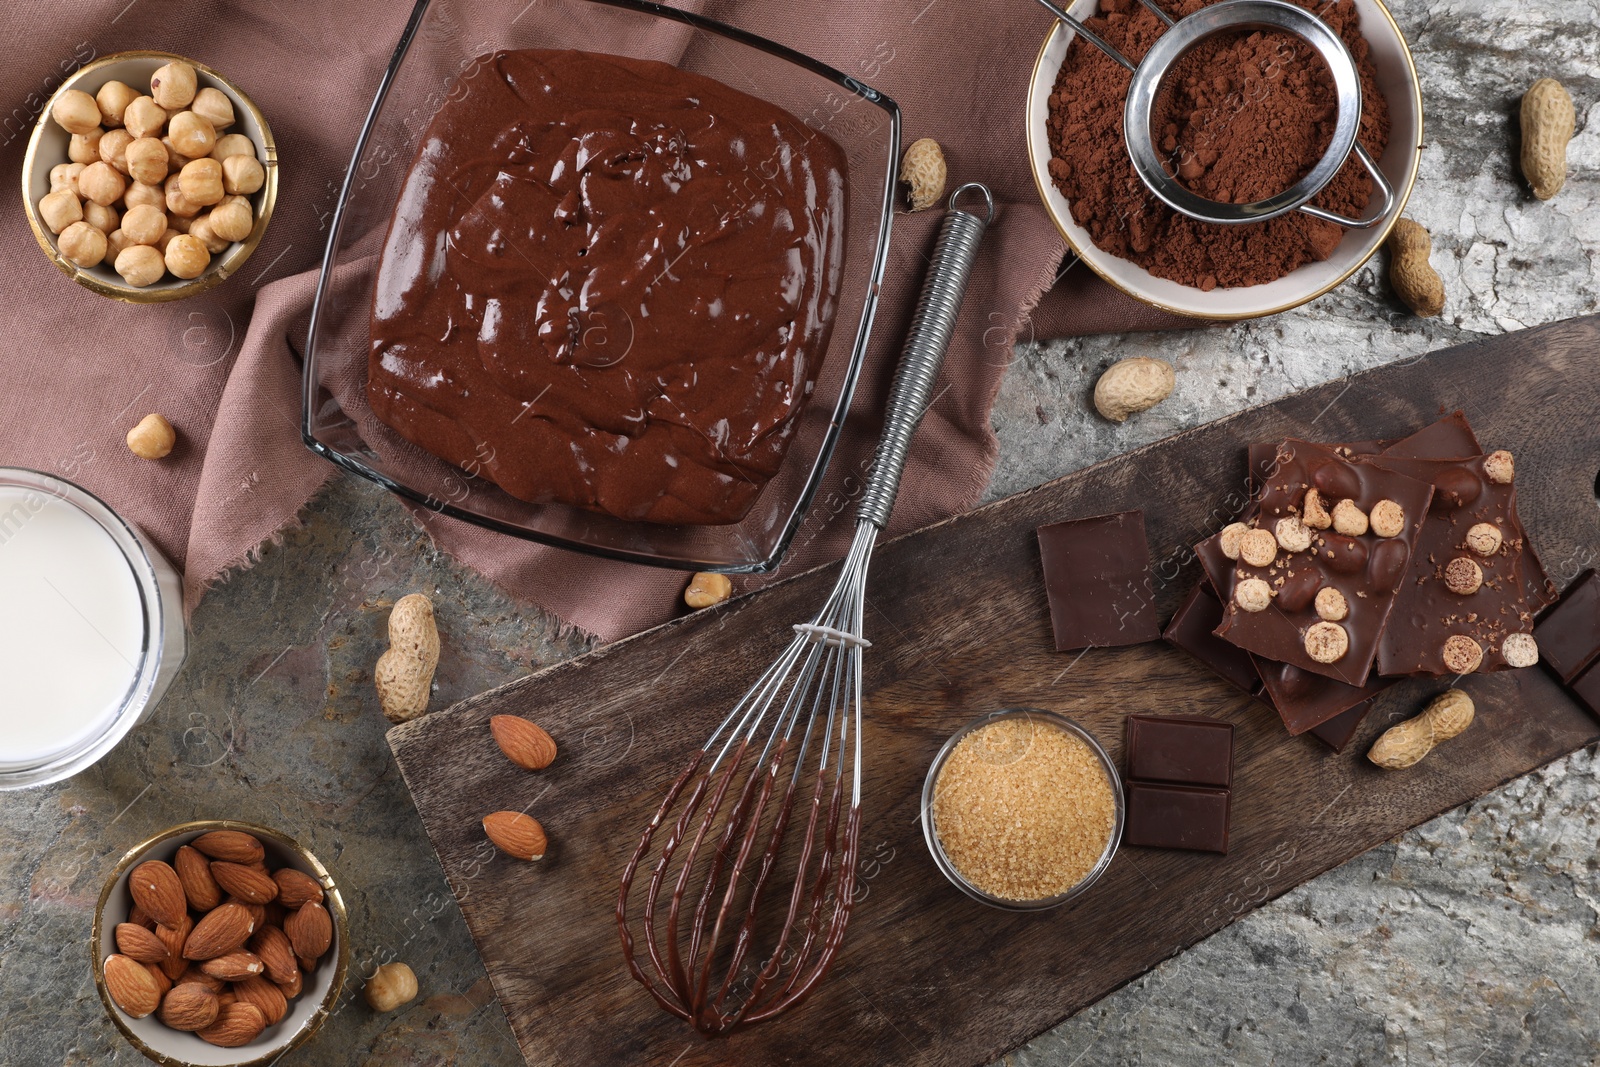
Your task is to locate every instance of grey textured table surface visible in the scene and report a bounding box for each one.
[5,1,1598,1064]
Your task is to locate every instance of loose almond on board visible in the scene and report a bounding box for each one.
[483,810,548,861]
[490,715,557,770]
[104,953,162,1018]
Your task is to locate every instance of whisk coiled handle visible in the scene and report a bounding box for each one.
[856,183,993,529]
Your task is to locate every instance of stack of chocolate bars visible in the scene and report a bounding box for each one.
[1165,412,1557,752]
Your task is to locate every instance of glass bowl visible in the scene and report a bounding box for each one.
[302,0,900,573]
[922,708,1124,911]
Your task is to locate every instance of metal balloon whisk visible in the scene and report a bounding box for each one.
[617,183,993,1035]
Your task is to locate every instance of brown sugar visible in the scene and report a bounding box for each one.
[1044,0,1391,290]
[931,717,1116,902]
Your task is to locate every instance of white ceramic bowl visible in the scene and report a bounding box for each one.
[1026,0,1422,320]
[22,51,278,304]
[93,820,348,1066]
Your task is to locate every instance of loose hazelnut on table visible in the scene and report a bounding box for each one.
[684,571,733,609]
[1304,620,1349,663]
[222,154,264,196]
[1442,556,1483,596]
[121,203,168,246]
[79,161,127,207]
[124,179,165,212]
[83,201,119,234]
[1238,527,1279,568]
[51,88,101,135]
[1274,516,1312,553]
[1441,634,1484,674]
[98,128,134,174]
[208,196,254,243]
[115,244,167,288]
[1465,522,1503,556]
[38,188,83,234]
[1330,499,1368,537]
[123,95,167,140]
[68,127,103,165]
[210,133,254,161]
[126,136,169,185]
[1368,499,1405,538]
[363,962,418,1013]
[1314,586,1349,622]
[96,80,140,127]
[1219,521,1249,560]
[1483,450,1514,484]
[50,162,85,195]
[1234,577,1273,613]
[165,233,211,279]
[191,87,235,130]
[127,413,177,459]
[169,110,218,159]
[179,158,225,207]
[1501,632,1539,668]
[150,61,198,110]
[58,221,108,268]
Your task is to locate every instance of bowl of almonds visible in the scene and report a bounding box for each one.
[22,50,277,303]
[92,821,347,1064]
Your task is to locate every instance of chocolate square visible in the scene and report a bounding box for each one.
[1534,569,1600,684]
[1036,511,1159,652]
[1163,583,1264,699]
[1124,782,1231,854]
[1126,715,1234,787]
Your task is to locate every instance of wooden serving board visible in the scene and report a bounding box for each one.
[390,317,1600,1067]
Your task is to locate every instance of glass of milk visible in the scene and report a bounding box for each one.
[0,468,186,789]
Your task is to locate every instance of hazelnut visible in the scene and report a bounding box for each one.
[168,110,217,159]
[68,127,104,165]
[121,204,168,246]
[1368,499,1405,538]
[51,89,101,135]
[1483,450,1514,484]
[38,188,83,234]
[222,154,264,196]
[1501,632,1539,669]
[1239,528,1279,568]
[363,962,418,1013]
[58,221,108,268]
[1301,488,1332,530]
[150,61,198,110]
[1304,621,1349,663]
[1274,516,1312,553]
[98,128,134,174]
[78,161,127,207]
[1234,577,1273,613]
[124,180,166,212]
[114,244,167,287]
[83,201,119,234]
[123,96,168,140]
[187,215,230,254]
[1331,499,1369,537]
[127,413,177,459]
[1441,634,1483,674]
[96,80,140,128]
[164,173,202,218]
[161,135,196,171]
[685,571,734,609]
[1219,521,1249,560]
[210,133,255,162]
[156,228,182,253]
[179,157,225,207]
[166,212,194,234]
[164,233,211,279]
[1314,586,1349,622]
[1465,523,1503,557]
[49,162,86,195]
[1442,557,1483,595]
[191,87,236,130]
[207,196,254,243]
[127,137,169,185]
[105,228,133,261]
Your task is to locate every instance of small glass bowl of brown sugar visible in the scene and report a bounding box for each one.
[922,709,1123,910]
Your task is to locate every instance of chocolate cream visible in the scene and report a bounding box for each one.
[369,49,848,524]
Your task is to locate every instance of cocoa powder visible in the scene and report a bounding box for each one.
[1045,0,1390,291]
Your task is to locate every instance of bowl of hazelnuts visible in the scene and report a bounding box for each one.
[22,51,277,303]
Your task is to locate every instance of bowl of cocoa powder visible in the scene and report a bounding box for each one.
[1027,0,1421,319]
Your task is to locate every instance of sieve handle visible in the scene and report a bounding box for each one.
[1296,143,1395,229]
[857,183,992,530]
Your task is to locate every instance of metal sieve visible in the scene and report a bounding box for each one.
[1035,0,1394,228]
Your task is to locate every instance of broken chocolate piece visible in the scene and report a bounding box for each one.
[1534,569,1600,684]
[1163,583,1265,699]
[1124,782,1231,853]
[1036,511,1160,652]
[1126,715,1234,787]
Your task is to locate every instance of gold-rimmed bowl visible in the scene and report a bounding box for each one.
[22,51,278,304]
[93,820,349,1066]
[1025,0,1422,321]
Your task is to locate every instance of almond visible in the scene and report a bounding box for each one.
[155,915,193,980]
[483,810,547,861]
[159,982,220,1032]
[272,867,324,909]
[190,830,264,864]
[128,860,186,928]
[175,845,223,912]
[200,951,264,982]
[114,922,169,965]
[197,1002,266,1048]
[143,961,172,998]
[233,974,288,1025]
[249,925,298,986]
[180,964,226,993]
[211,861,279,904]
[226,895,266,928]
[127,903,157,930]
[275,963,304,999]
[284,900,333,960]
[298,955,318,973]
[490,715,558,770]
[183,902,255,961]
[104,954,162,1018]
